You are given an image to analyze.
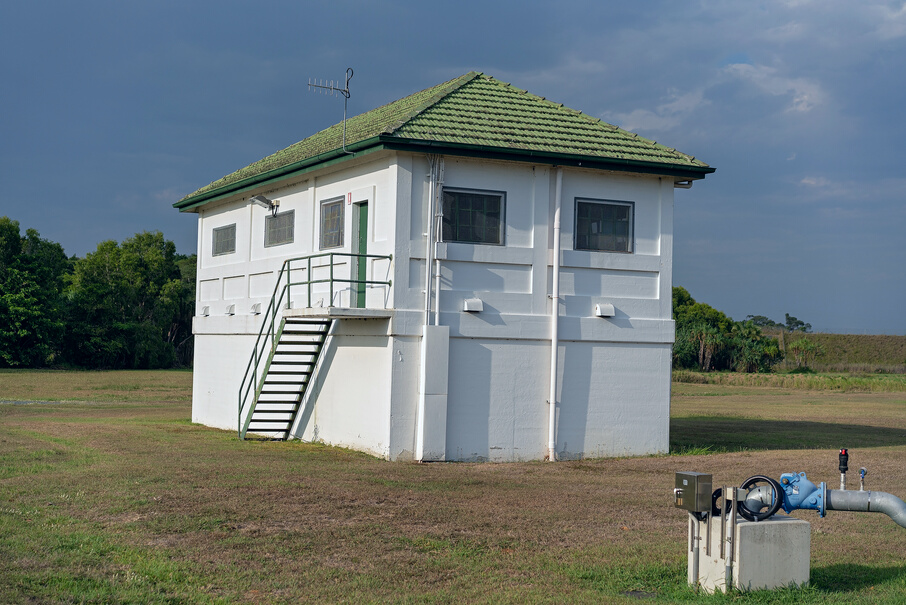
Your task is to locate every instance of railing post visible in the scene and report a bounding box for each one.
[307,256,312,308]
[329,254,335,307]
[286,260,292,310]
[271,293,276,352]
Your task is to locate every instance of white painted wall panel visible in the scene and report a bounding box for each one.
[561,267,659,299]
[222,276,246,300]
[249,272,275,298]
[557,341,671,458]
[199,279,220,302]
[294,330,393,458]
[446,337,550,461]
[192,332,257,432]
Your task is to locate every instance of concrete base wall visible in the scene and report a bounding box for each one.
[192,331,257,433]
[444,337,671,461]
[689,515,811,593]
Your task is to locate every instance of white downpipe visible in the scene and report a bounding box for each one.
[548,167,563,462]
[424,156,437,326]
[433,158,445,326]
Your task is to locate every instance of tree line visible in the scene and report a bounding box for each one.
[0,217,194,369]
[1,215,817,373]
[673,287,818,372]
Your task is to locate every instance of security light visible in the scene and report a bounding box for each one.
[249,194,279,216]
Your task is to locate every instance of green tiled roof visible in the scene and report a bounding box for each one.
[176,72,712,210]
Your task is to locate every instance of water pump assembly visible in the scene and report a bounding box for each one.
[675,449,906,593]
[707,449,906,527]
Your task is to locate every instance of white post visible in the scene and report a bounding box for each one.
[548,168,562,462]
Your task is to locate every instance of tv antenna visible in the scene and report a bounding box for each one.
[308,67,354,154]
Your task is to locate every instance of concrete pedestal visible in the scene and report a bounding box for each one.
[688,515,810,593]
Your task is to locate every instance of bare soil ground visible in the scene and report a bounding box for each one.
[1,372,905,603]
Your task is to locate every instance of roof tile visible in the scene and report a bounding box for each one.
[177,72,711,208]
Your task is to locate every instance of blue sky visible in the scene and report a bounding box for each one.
[2,1,904,334]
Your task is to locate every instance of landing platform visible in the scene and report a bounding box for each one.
[284,307,394,320]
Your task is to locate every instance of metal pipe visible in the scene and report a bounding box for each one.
[744,485,775,512]
[433,158,445,326]
[826,489,906,528]
[547,167,563,462]
[690,514,700,590]
[424,156,437,326]
[726,487,736,592]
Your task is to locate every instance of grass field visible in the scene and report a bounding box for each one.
[2,370,905,603]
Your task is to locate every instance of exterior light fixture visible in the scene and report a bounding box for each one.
[249,194,279,216]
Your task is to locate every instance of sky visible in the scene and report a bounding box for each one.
[1,1,904,335]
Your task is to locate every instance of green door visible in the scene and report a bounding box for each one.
[355,202,368,308]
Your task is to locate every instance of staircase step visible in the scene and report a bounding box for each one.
[241,316,333,441]
[255,398,301,404]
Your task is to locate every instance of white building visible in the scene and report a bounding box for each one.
[175,72,714,462]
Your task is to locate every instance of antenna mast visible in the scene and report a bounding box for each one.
[308,67,354,154]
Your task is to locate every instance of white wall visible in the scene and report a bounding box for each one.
[190,151,678,461]
[397,158,675,460]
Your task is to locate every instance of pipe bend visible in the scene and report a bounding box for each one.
[826,489,906,528]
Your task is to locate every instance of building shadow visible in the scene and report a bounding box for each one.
[670,417,906,452]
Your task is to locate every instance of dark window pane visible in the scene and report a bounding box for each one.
[442,189,504,244]
[575,200,633,252]
[320,200,344,249]
[265,211,294,247]
[213,224,236,256]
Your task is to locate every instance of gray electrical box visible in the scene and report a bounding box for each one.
[674,471,712,512]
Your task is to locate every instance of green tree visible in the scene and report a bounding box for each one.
[745,314,783,329]
[673,287,783,373]
[784,313,812,333]
[63,231,193,369]
[788,337,825,369]
[0,218,68,367]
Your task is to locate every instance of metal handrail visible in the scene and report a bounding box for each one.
[237,252,392,437]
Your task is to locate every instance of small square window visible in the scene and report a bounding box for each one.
[320,198,344,249]
[442,188,505,245]
[575,199,634,253]
[212,224,236,256]
[265,210,294,247]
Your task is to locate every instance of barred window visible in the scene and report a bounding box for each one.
[320,198,344,249]
[212,224,236,256]
[442,188,505,245]
[265,210,294,247]
[575,199,633,253]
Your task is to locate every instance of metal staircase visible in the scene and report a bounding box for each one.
[242,317,331,439]
[238,252,392,440]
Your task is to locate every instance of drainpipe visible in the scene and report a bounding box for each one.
[548,167,563,462]
[424,156,437,326]
[433,158,445,325]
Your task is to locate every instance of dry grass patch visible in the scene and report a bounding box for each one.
[0,369,192,403]
[1,372,906,603]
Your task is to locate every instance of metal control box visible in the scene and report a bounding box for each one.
[674,471,712,512]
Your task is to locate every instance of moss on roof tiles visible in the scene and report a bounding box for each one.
[176,72,712,209]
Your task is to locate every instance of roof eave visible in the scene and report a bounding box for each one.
[173,136,387,211]
[175,135,714,212]
[378,136,715,180]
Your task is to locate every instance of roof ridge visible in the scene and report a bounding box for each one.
[175,71,712,209]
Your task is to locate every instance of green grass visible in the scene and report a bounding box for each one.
[2,370,906,603]
[673,370,906,392]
